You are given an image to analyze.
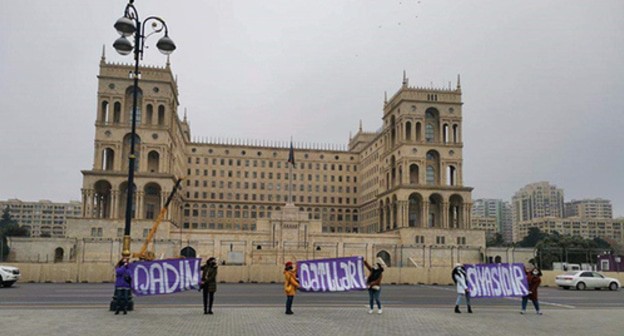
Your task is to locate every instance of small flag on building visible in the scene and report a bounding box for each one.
[287,140,295,167]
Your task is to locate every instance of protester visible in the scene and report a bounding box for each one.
[452,263,472,313]
[200,257,218,315]
[283,261,299,315]
[114,258,132,315]
[521,266,543,315]
[364,259,384,314]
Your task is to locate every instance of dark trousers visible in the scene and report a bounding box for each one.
[368,288,382,309]
[115,288,130,313]
[521,296,540,311]
[286,295,294,313]
[203,289,215,312]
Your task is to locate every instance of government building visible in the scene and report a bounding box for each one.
[8,54,502,274]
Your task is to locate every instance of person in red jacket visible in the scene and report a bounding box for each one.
[283,261,299,315]
[521,266,542,315]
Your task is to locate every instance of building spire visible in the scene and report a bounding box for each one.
[457,74,461,90]
[100,44,106,64]
[384,91,387,105]
[183,108,188,122]
[402,70,408,87]
[166,55,171,68]
[359,119,363,132]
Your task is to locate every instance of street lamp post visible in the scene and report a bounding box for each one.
[113,0,176,259]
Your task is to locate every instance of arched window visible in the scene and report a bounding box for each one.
[144,183,162,219]
[447,165,457,186]
[415,122,422,141]
[147,151,159,173]
[102,148,115,171]
[113,102,122,123]
[54,247,64,263]
[125,86,142,125]
[408,193,422,227]
[376,250,391,267]
[426,151,439,185]
[426,166,435,185]
[146,104,153,125]
[443,124,449,143]
[425,108,439,142]
[405,121,412,141]
[409,164,419,184]
[180,246,196,258]
[122,134,141,171]
[100,101,109,123]
[390,116,397,147]
[453,124,459,143]
[93,180,112,218]
[425,124,434,142]
[158,105,166,126]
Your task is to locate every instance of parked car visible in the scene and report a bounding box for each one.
[0,265,21,287]
[555,271,620,291]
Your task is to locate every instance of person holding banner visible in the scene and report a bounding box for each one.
[113,258,132,315]
[283,261,300,315]
[200,257,218,315]
[521,267,543,315]
[364,260,384,314]
[452,263,472,314]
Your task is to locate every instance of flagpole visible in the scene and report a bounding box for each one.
[289,136,293,204]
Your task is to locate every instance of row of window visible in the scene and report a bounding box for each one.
[187,180,357,194]
[184,191,357,205]
[189,157,357,172]
[186,170,357,184]
[411,236,469,245]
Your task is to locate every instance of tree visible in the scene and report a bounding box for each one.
[486,232,505,247]
[0,206,29,261]
[518,227,545,247]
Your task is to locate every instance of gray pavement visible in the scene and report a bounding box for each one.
[1,306,623,336]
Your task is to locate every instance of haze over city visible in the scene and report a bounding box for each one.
[1,0,622,216]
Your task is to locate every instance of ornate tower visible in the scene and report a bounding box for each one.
[377,73,472,232]
[80,51,186,225]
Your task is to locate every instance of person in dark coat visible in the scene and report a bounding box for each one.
[521,266,542,315]
[114,258,132,315]
[200,257,218,314]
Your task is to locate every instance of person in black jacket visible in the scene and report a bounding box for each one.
[200,257,218,314]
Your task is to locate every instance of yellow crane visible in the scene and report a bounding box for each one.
[132,178,183,261]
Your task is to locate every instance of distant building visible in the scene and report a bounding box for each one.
[565,199,613,219]
[471,199,512,242]
[0,199,82,237]
[513,217,623,245]
[512,182,565,225]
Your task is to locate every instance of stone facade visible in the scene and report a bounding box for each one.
[9,57,490,273]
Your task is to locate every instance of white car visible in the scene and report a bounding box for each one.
[555,271,620,291]
[0,265,21,287]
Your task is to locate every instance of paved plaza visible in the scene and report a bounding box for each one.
[1,306,623,336]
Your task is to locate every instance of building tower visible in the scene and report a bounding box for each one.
[80,50,186,226]
[357,73,473,232]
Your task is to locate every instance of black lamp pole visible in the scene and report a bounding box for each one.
[112,0,176,258]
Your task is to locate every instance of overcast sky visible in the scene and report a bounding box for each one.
[1,0,622,217]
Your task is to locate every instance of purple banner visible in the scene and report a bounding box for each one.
[297,256,367,292]
[128,258,201,296]
[465,263,529,298]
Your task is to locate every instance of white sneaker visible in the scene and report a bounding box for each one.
[368,309,373,314]
[378,309,383,315]
[536,311,543,315]
[520,310,525,315]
